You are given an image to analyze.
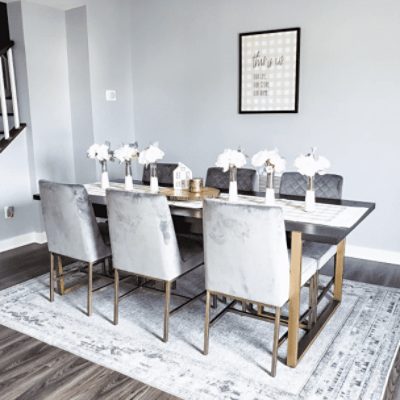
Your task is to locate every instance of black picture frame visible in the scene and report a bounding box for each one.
[239,27,301,114]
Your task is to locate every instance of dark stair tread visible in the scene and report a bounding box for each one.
[0,123,27,153]
[0,112,14,116]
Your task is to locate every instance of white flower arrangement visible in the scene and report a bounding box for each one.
[87,143,112,162]
[215,149,247,172]
[138,143,165,166]
[251,148,286,173]
[294,147,330,177]
[114,143,139,163]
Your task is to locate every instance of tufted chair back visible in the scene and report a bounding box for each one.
[205,167,257,192]
[142,163,178,186]
[203,199,290,307]
[279,172,343,199]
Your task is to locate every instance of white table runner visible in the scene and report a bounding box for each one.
[85,183,368,228]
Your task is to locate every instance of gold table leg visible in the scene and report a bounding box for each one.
[287,231,302,368]
[334,239,346,301]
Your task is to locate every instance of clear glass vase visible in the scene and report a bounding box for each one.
[124,161,133,191]
[150,162,159,193]
[305,175,315,212]
[100,160,109,189]
[228,165,238,201]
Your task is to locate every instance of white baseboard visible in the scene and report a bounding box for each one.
[346,245,400,265]
[0,231,47,253]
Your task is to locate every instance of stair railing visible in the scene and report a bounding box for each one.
[0,45,20,140]
[0,53,9,139]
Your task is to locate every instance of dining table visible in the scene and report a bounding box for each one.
[33,180,375,368]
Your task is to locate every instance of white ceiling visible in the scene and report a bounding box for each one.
[3,0,88,11]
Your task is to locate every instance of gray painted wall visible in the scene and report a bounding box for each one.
[85,0,136,179]
[66,5,96,184]
[22,1,76,187]
[130,0,400,253]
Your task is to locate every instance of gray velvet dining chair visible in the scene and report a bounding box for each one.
[279,172,344,326]
[202,199,318,377]
[39,180,112,316]
[205,167,257,192]
[106,190,204,342]
[142,163,178,186]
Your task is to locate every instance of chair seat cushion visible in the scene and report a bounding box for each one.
[177,234,204,275]
[302,242,337,270]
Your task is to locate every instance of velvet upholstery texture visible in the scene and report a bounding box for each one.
[39,180,111,263]
[142,163,178,185]
[205,167,257,192]
[279,172,343,199]
[203,199,317,307]
[106,190,203,281]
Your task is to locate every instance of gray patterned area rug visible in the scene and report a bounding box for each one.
[0,266,398,400]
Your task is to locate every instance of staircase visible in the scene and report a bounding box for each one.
[0,40,26,153]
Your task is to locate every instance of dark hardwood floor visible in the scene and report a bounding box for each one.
[0,243,178,400]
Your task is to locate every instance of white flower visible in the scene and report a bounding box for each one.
[87,144,100,159]
[251,149,286,173]
[294,148,330,177]
[87,143,111,161]
[215,149,247,172]
[138,143,165,166]
[114,144,139,163]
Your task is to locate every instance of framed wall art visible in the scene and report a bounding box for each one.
[239,27,300,113]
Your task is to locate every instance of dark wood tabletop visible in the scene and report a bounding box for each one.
[33,181,375,245]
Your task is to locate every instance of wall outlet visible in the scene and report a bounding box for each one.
[4,206,14,219]
[105,90,117,102]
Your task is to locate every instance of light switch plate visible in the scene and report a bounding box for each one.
[105,90,117,102]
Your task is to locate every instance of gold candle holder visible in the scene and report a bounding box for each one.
[189,178,203,193]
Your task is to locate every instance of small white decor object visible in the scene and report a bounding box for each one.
[173,163,192,190]
[87,142,112,189]
[294,147,330,212]
[114,143,139,191]
[138,143,165,193]
[252,148,286,205]
[216,148,247,202]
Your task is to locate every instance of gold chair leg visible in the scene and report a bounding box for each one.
[308,275,315,330]
[271,307,281,377]
[163,281,171,342]
[313,271,319,324]
[102,260,107,275]
[57,255,65,295]
[87,262,93,316]
[114,268,119,325]
[204,290,211,355]
[212,295,218,309]
[50,253,55,302]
